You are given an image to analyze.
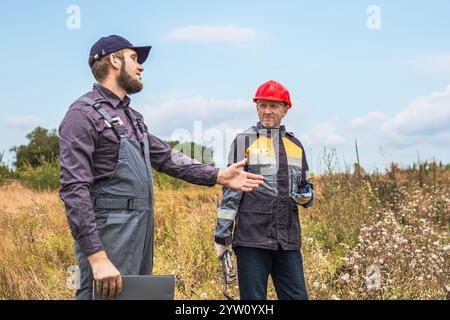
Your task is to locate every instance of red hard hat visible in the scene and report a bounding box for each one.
[253,80,292,108]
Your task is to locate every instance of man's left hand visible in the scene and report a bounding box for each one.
[215,243,232,260]
[217,159,264,192]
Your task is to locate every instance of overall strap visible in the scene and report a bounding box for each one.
[123,106,146,142]
[135,116,147,136]
[76,96,125,137]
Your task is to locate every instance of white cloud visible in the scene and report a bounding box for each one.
[6,115,40,128]
[140,95,255,137]
[348,111,386,129]
[139,95,261,168]
[299,120,345,146]
[381,85,450,146]
[167,25,258,43]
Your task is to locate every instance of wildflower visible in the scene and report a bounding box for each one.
[341,273,350,281]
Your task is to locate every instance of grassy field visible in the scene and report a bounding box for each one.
[0,163,448,300]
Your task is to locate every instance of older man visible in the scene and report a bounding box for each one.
[59,35,263,300]
[214,80,315,300]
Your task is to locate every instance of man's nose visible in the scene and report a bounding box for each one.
[138,64,144,72]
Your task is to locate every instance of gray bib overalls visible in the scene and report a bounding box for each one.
[74,97,154,300]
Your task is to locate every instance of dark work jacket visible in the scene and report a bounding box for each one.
[215,122,314,251]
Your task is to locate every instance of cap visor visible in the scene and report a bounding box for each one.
[133,46,152,65]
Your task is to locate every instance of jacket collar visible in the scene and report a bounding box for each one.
[93,83,131,109]
[256,122,286,136]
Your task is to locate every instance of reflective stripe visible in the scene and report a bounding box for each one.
[218,208,237,220]
[248,154,277,165]
[260,165,276,175]
[282,137,303,158]
[246,136,275,157]
[287,156,302,167]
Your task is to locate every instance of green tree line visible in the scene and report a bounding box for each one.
[0,127,214,190]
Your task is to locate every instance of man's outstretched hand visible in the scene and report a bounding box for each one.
[217,159,264,192]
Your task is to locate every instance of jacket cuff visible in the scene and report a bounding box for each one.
[206,167,220,187]
[77,231,104,257]
[301,191,315,209]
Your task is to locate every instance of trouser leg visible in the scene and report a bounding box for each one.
[234,247,272,300]
[271,249,308,300]
[75,243,93,300]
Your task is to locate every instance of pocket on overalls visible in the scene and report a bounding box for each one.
[101,213,139,273]
[106,214,135,225]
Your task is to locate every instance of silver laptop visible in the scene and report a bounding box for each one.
[92,275,175,300]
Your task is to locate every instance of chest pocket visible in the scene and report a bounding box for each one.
[99,126,120,143]
[96,127,121,160]
[94,116,122,143]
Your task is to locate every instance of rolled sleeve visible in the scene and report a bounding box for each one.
[59,109,104,257]
[148,133,219,186]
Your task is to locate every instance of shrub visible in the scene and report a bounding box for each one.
[10,127,59,170]
[0,153,16,186]
[18,157,60,191]
[152,169,188,190]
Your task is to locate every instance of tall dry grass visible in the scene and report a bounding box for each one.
[0,164,448,300]
[0,182,74,299]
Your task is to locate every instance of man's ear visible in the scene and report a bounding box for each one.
[109,53,122,71]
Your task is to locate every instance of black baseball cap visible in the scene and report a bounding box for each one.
[89,35,152,68]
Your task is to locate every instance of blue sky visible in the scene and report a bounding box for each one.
[1,0,449,171]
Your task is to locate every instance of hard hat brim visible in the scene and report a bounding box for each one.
[253,97,291,108]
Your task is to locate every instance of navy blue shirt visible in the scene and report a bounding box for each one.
[59,84,219,257]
